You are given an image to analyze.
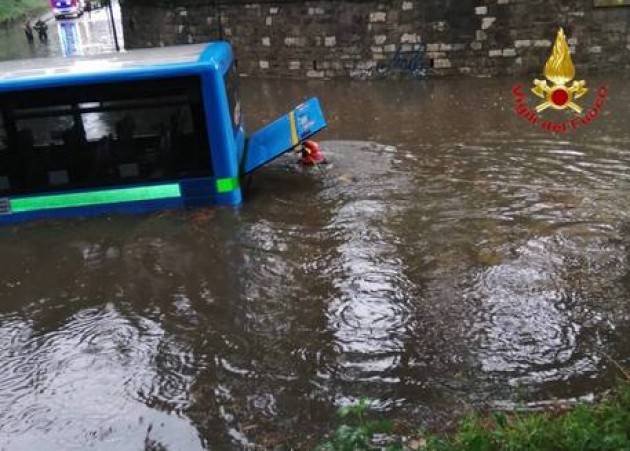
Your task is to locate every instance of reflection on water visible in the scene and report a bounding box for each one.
[1,77,630,448]
[58,20,84,57]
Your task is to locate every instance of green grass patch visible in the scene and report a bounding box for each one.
[316,398,403,451]
[0,0,49,24]
[319,382,630,450]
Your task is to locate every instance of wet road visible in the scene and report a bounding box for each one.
[1,51,630,449]
[0,1,122,62]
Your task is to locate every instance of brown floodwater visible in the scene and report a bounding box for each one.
[1,76,630,449]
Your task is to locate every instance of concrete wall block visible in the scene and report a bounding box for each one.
[369,12,387,23]
[434,58,452,68]
[285,36,307,47]
[374,34,387,45]
[307,70,325,78]
[482,17,496,30]
[401,33,420,44]
[356,60,377,70]
[475,6,488,15]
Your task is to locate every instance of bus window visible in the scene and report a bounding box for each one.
[0,76,211,196]
[13,107,78,190]
[224,63,241,130]
[15,106,75,146]
[80,95,198,181]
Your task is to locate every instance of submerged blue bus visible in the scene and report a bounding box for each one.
[0,42,326,224]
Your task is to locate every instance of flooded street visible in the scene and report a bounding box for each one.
[0,1,122,62]
[1,69,630,448]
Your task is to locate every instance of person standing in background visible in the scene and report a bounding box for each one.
[34,19,48,43]
[24,21,34,44]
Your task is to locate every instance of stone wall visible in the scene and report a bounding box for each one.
[121,0,630,79]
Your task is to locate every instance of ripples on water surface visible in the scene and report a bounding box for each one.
[1,78,630,449]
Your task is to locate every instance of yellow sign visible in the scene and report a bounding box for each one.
[531,28,588,114]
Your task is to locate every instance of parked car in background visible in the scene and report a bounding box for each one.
[50,0,85,20]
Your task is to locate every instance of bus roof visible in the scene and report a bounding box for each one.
[0,42,232,92]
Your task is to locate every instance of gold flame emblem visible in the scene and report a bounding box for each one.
[532,28,588,114]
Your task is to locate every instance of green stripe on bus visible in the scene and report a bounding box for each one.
[216,177,240,193]
[10,184,182,213]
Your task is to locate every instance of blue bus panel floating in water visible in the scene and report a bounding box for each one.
[0,43,327,224]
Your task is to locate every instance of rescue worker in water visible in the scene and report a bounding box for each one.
[299,140,327,166]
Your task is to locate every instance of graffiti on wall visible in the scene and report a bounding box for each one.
[374,46,429,78]
[352,45,429,80]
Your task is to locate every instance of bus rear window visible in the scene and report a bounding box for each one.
[0,76,211,197]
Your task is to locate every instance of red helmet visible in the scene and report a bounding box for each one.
[301,140,325,165]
